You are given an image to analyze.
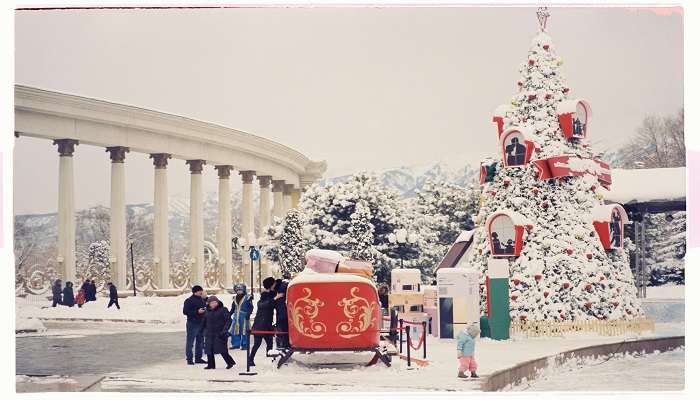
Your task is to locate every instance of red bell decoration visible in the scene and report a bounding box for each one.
[565,248,573,255]
[510,295,518,301]
[543,44,550,50]
[543,291,550,298]
[562,282,570,289]
[586,253,593,260]
[534,274,542,282]
[513,278,521,285]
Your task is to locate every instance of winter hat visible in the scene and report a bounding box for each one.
[262,277,276,290]
[207,296,221,306]
[191,285,203,293]
[233,283,247,294]
[467,324,480,338]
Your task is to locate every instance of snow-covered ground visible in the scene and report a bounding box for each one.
[100,324,683,392]
[510,347,684,391]
[645,284,685,300]
[15,317,46,333]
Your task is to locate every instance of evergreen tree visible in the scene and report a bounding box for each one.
[645,212,685,286]
[465,18,642,321]
[279,209,306,277]
[349,200,375,262]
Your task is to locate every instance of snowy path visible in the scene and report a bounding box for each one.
[512,348,685,391]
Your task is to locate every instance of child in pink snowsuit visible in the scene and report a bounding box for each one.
[456,324,480,378]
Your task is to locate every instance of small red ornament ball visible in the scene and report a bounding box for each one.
[565,248,573,255]
[626,309,632,315]
[513,278,521,285]
[584,302,592,309]
[520,315,528,321]
[532,187,540,195]
[534,274,543,281]
[543,291,550,298]
[517,81,523,86]
[563,87,570,93]
[585,283,593,292]
[528,59,535,65]
[510,295,518,301]
[543,44,550,50]
[541,201,549,209]
[612,301,619,307]
[562,282,570,289]
[544,93,552,100]
[586,253,593,260]
[590,185,597,192]
[528,94,537,101]
[503,178,511,187]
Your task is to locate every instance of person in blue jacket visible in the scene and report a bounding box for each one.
[456,324,480,379]
[229,283,254,350]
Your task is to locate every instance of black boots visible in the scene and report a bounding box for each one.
[471,371,479,378]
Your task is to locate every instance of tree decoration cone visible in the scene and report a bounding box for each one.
[464,9,643,322]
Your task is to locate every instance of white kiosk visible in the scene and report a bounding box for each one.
[436,268,480,339]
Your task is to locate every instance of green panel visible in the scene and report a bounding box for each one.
[479,315,491,338]
[488,277,510,340]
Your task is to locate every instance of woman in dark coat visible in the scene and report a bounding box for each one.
[202,296,235,369]
[249,277,278,366]
[62,281,75,307]
[51,279,63,307]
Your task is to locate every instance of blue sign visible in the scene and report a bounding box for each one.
[250,248,261,261]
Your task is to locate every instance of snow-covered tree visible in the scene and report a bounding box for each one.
[414,179,479,246]
[465,19,642,321]
[279,209,306,277]
[77,240,111,284]
[645,212,685,286]
[349,200,375,262]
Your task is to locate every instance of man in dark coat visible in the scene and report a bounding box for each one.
[202,296,235,369]
[183,285,207,365]
[249,277,278,366]
[88,280,97,301]
[80,280,90,297]
[107,282,120,309]
[272,278,290,349]
[62,281,75,307]
[51,279,63,307]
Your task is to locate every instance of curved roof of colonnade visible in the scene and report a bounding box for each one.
[14,84,327,187]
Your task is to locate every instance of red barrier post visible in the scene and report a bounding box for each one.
[422,321,427,359]
[405,325,411,367]
[399,319,404,354]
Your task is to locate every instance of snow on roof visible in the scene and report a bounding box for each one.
[499,126,538,149]
[591,204,630,224]
[392,268,421,279]
[289,269,374,286]
[494,104,510,117]
[606,167,686,204]
[455,229,475,243]
[486,209,533,228]
[556,98,592,117]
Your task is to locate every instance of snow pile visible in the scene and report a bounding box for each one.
[16,375,78,385]
[607,167,685,204]
[15,317,46,333]
[15,294,203,325]
[645,284,684,300]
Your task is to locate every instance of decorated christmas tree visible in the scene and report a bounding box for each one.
[466,9,643,321]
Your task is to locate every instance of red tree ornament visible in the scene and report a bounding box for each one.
[511,295,518,301]
[585,283,593,292]
[544,291,550,298]
[528,59,535,65]
[528,94,537,101]
[517,81,523,87]
[532,187,540,195]
[584,302,592,309]
[541,201,549,209]
[504,178,511,187]
[543,44,550,50]
[513,278,521,285]
[562,87,570,93]
[586,253,593,260]
[534,274,543,282]
[562,282,570,289]
[565,248,573,255]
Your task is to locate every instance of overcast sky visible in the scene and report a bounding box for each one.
[14,6,683,214]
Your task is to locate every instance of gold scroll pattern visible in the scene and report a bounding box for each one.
[336,287,378,339]
[291,287,327,339]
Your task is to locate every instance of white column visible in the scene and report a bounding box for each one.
[258,176,272,230]
[107,147,129,291]
[150,153,171,289]
[290,187,301,209]
[187,160,206,287]
[271,179,285,220]
[216,165,233,290]
[240,170,256,239]
[283,183,294,213]
[54,139,78,282]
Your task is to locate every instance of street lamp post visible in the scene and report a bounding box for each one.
[129,240,136,296]
[388,228,418,269]
[239,233,260,376]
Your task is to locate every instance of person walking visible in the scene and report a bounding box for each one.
[75,288,86,308]
[202,296,236,370]
[87,280,97,302]
[272,278,290,349]
[456,324,480,379]
[183,285,207,365]
[248,277,277,366]
[107,282,120,309]
[62,281,75,307]
[229,283,253,350]
[51,279,63,307]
